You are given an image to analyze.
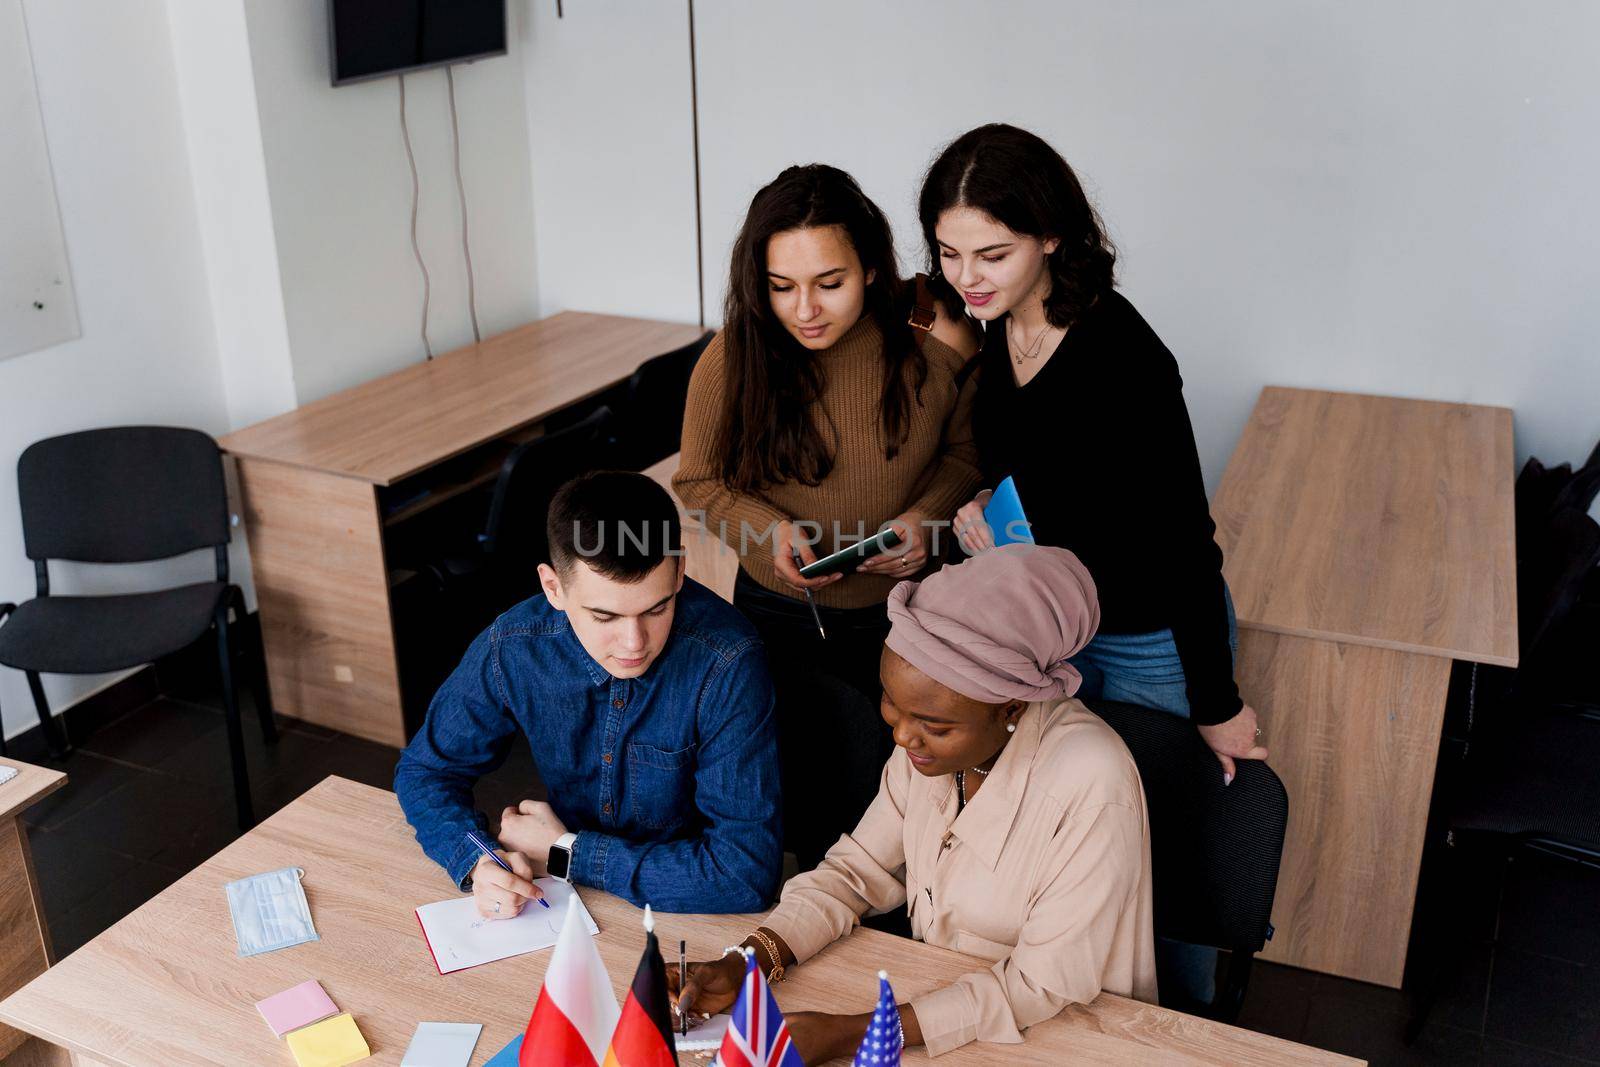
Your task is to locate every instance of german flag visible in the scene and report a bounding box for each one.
[602,906,677,1067]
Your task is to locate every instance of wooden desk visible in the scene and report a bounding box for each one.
[0,757,66,1059]
[220,313,705,747]
[644,453,740,602]
[0,776,1357,1066]
[1212,387,1517,987]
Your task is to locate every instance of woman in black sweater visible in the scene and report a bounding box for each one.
[919,123,1268,1007]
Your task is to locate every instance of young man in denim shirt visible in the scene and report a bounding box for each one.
[395,471,782,916]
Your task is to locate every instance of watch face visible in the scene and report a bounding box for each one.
[547,845,571,881]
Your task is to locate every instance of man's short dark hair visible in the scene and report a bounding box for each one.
[546,471,682,582]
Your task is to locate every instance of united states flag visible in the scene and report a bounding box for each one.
[852,971,903,1067]
[713,949,803,1067]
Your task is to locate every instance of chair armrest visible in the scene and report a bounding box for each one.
[0,602,14,622]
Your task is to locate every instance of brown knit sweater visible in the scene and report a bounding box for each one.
[674,315,982,609]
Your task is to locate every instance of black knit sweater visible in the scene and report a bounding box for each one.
[972,290,1242,725]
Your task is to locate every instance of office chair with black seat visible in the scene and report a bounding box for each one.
[395,407,618,734]
[1086,699,1289,1023]
[1406,502,1600,1042]
[1536,438,1600,703]
[0,427,275,828]
[604,331,713,471]
[421,405,618,609]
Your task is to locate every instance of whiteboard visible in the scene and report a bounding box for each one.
[1,0,79,361]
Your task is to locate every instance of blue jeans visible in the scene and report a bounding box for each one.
[1068,588,1239,1009]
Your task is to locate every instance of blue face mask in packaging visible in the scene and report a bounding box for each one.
[225,866,320,957]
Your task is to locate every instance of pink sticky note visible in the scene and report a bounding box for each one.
[256,980,340,1037]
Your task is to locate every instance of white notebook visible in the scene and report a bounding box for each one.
[677,1013,731,1052]
[416,878,599,974]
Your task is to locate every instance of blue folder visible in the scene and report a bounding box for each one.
[983,476,1035,547]
[483,1034,524,1067]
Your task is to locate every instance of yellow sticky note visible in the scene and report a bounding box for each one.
[285,1013,370,1067]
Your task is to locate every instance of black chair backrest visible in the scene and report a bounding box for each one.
[612,332,713,469]
[1515,457,1572,568]
[1517,505,1600,683]
[480,406,616,584]
[1552,439,1600,517]
[1087,699,1289,954]
[17,426,228,564]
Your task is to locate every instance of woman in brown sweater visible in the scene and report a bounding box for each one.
[674,164,979,870]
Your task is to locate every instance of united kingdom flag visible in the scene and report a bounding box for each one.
[852,971,903,1067]
[713,949,804,1067]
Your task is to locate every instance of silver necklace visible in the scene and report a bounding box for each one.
[998,316,1049,367]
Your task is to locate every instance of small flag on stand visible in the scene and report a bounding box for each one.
[714,948,803,1067]
[851,971,903,1067]
[601,905,677,1067]
[519,901,619,1067]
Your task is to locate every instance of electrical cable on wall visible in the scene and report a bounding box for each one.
[398,73,434,360]
[446,65,482,345]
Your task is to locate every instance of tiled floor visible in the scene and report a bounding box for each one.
[7,661,1598,1066]
[1234,847,1600,1066]
[9,657,542,964]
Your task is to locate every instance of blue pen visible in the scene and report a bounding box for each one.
[465,828,549,908]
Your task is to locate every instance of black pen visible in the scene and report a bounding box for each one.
[792,550,827,640]
[679,939,689,1037]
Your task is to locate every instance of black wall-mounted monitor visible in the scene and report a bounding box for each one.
[329,0,507,86]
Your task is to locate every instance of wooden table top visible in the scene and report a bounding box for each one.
[1212,387,1518,666]
[643,453,741,602]
[219,312,706,485]
[0,777,1359,1066]
[0,758,66,823]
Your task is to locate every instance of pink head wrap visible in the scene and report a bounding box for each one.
[884,544,1100,704]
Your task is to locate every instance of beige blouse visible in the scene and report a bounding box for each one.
[762,698,1158,1057]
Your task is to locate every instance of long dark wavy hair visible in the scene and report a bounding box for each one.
[716,164,925,493]
[919,123,1116,329]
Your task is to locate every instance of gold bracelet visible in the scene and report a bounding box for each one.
[746,928,786,984]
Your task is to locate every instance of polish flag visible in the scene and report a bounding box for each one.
[520,900,620,1067]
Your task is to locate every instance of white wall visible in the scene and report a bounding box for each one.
[0,0,80,362]
[167,0,298,432]
[525,0,1600,487]
[521,0,699,323]
[0,0,235,740]
[244,0,541,403]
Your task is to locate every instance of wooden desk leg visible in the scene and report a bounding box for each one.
[235,458,406,748]
[0,817,52,1060]
[1236,628,1452,988]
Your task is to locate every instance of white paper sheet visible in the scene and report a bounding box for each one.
[676,1013,731,1052]
[400,1021,482,1066]
[415,878,599,974]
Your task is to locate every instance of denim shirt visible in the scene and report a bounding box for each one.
[395,578,782,913]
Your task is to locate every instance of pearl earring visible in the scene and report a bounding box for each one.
[1006,723,1016,733]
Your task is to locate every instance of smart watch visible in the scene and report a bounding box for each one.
[547,832,577,882]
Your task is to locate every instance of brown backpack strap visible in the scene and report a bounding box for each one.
[908,273,937,332]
